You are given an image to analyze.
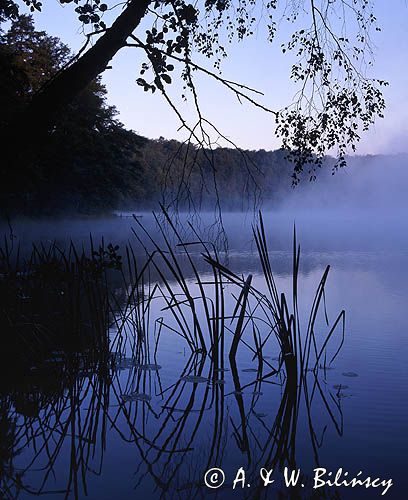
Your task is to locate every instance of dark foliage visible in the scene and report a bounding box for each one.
[0,16,147,214]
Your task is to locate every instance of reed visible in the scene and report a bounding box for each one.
[1,210,344,387]
[202,212,345,381]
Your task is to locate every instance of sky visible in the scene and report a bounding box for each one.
[22,0,408,154]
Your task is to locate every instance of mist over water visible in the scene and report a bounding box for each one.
[275,154,408,211]
[3,153,408,254]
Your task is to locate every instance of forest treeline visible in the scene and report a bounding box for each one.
[0,16,401,215]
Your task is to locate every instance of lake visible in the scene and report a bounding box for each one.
[1,210,407,499]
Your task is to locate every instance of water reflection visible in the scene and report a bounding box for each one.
[1,213,407,499]
[0,343,347,499]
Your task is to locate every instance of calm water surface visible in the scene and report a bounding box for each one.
[1,211,407,499]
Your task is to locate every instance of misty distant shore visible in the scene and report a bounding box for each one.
[4,145,408,217]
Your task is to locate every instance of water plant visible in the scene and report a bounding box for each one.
[0,211,347,499]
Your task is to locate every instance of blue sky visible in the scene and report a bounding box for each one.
[24,1,408,154]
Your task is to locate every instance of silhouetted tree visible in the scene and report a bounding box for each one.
[2,1,387,178]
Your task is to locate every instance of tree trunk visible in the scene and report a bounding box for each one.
[10,0,151,138]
